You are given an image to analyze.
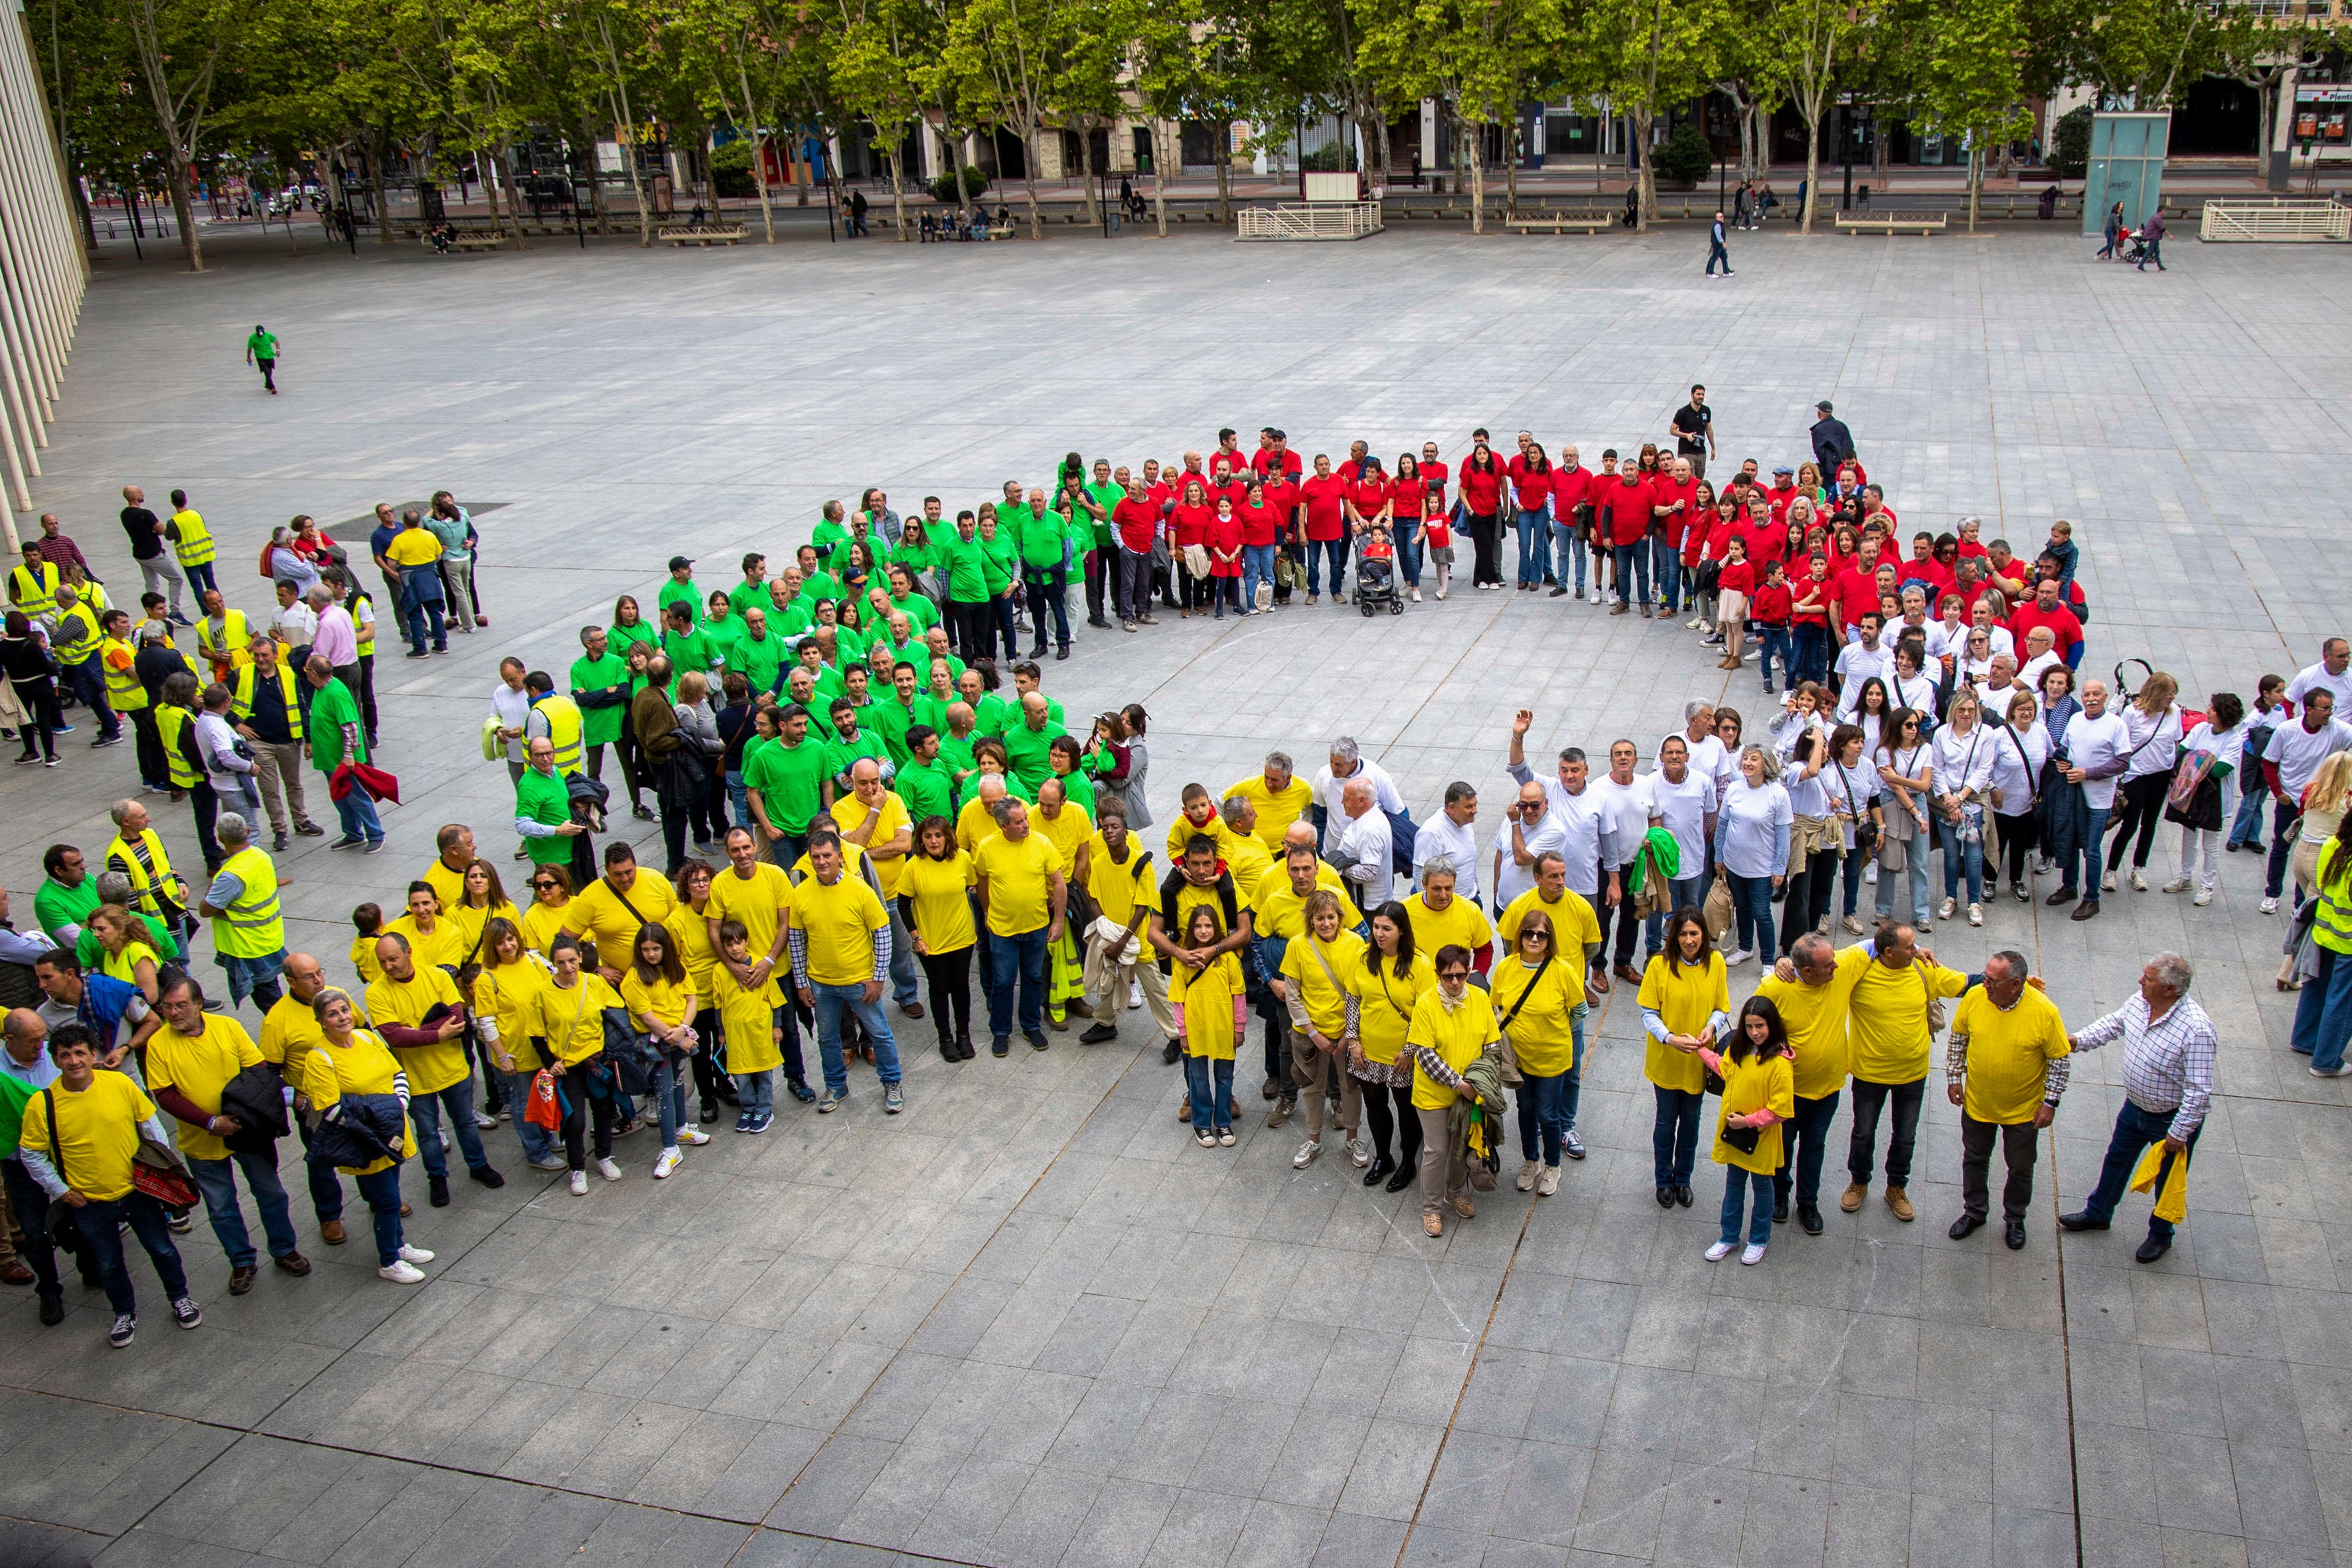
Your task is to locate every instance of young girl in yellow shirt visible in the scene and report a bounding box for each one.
[1693,996,1796,1266]
[710,919,785,1133]
[1170,906,1245,1148]
[619,923,708,1180]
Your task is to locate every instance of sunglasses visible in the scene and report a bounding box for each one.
[1439,970,1470,981]
[532,880,559,890]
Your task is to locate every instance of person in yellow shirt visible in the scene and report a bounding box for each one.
[1076,800,1173,1047]
[471,918,560,1170]
[1944,951,2069,1249]
[365,931,504,1206]
[348,903,386,987]
[1403,945,1501,1238]
[1170,905,1246,1146]
[1163,783,1237,864]
[1213,797,1275,902]
[1693,998,1797,1265]
[619,922,710,1178]
[1492,851,1604,1157]
[897,817,978,1061]
[21,1023,200,1342]
[147,976,309,1292]
[385,883,467,973]
[443,860,520,972]
[834,759,921,1016]
[383,511,448,655]
[1225,753,1315,851]
[1279,890,1368,1172]
[257,952,349,1233]
[789,834,904,1111]
[535,935,626,1192]
[1343,902,1435,1191]
[1830,920,1968,1223]
[710,920,786,1131]
[666,860,733,1128]
[1757,930,1862,1236]
[297,987,431,1279]
[1032,777,1095,1029]
[956,775,1010,859]
[518,866,577,958]
[972,801,1067,1058]
[1403,862,1493,976]
[1638,909,1731,1210]
[1491,909,1588,1197]
[562,843,678,982]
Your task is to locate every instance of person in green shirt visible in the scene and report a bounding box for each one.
[733,608,786,695]
[781,668,835,744]
[832,601,874,668]
[244,324,280,393]
[728,553,769,620]
[1001,691,1066,794]
[880,568,939,637]
[609,594,657,658]
[959,665,1013,737]
[872,663,925,766]
[921,628,966,686]
[1012,484,1077,661]
[914,658,959,732]
[793,544,840,604]
[516,736,589,886]
[976,509,1020,661]
[660,604,722,676]
[886,520,932,586]
[1007,661,1068,731]
[896,726,957,822]
[569,625,634,785]
[657,556,702,629]
[823,700,891,793]
[811,502,852,574]
[303,657,382,847]
[702,592,747,669]
[933,512,989,665]
[740,704,779,777]
[744,707,829,868]
[1081,459,1122,629]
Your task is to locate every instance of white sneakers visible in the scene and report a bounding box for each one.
[654,1148,684,1180]
[678,1128,712,1146]
[1346,1137,1372,1168]
[1936,898,1957,920]
[379,1261,426,1285]
[1842,914,1866,935]
[1705,1240,1737,1261]
[570,1171,589,1196]
[595,1157,623,1182]
[2193,889,2213,906]
[1129,980,1144,1009]
[2101,870,2118,892]
[2161,876,2190,894]
[1411,589,1422,602]
[2130,870,2148,892]
[1741,1243,1767,1265]
[1706,1239,1768,1265]
[2261,896,2280,914]
[1516,1159,1540,1192]
[1293,1138,1321,1169]
[397,1243,433,1263]
[1725,949,1752,967]
[1864,863,1879,886]
[1537,1166,1561,1196]
[1967,903,1983,927]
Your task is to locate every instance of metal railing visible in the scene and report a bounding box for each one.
[1236,202,1383,240]
[2199,198,2351,240]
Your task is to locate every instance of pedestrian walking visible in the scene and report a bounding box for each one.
[1707,211,1733,277]
[245,325,279,394]
[2136,209,2167,272]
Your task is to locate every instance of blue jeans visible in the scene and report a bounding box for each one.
[651,1054,689,1148]
[726,770,750,830]
[812,980,903,1093]
[1184,1054,1235,1131]
[766,832,809,872]
[183,561,220,600]
[334,775,384,843]
[736,1069,773,1116]
[1551,518,1583,591]
[1727,872,1776,956]
[1774,1091,1841,1208]
[1719,1166,1773,1245]
[1792,623,1830,685]
[1706,238,1731,275]
[1652,1085,1703,1187]
[986,925,1049,1041]
[1515,507,1551,586]
[1241,543,1277,606]
[409,1079,491,1179]
[1938,816,1985,904]
[62,657,118,740]
[352,1166,404,1267]
[886,907,921,1009]
[71,1193,188,1315]
[1391,520,1422,588]
[2225,770,2276,848]
[2063,805,2110,896]
[1875,847,1930,926]
[1650,536,1680,610]
[1612,543,1650,606]
[1022,567,1071,651]
[1561,1003,1589,1132]
[1757,626,1792,688]
[186,1148,299,1269]
[2077,1099,2201,1241]
[1514,1069,1571,1164]
[2265,803,2299,899]
[1306,538,1348,596]
[1644,875,1706,957]
[2291,945,2352,1073]
[504,1069,555,1164]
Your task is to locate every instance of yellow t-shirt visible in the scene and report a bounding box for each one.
[1952,986,2071,1125]
[445,899,520,967]
[102,940,159,989]
[899,850,977,955]
[520,900,573,959]
[1490,954,1581,1077]
[973,832,1064,937]
[348,933,384,987]
[1034,803,1093,886]
[534,973,622,1065]
[710,963,783,1074]
[363,967,469,1094]
[1757,968,1863,1102]
[1407,986,1500,1111]
[1843,945,1970,1084]
[476,955,550,1072]
[789,874,890,986]
[420,858,469,919]
[621,969,694,1031]
[1281,930,1366,1038]
[295,1030,416,1174]
[665,902,718,998]
[145,1014,263,1161]
[834,790,915,897]
[562,874,678,969]
[1172,950,1245,1061]
[1223,773,1315,850]
[1638,953,1729,1095]
[1164,811,1235,864]
[1250,865,1348,941]
[1715,1049,1796,1174]
[1404,893,1493,964]
[258,991,327,1072]
[1348,950,1436,1065]
[707,864,791,963]
[384,528,444,568]
[1223,835,1275,903]
[384,913,467,973]
[955,795,1001,858]
[1496,887,1602,955]
[1085,836,1153,931]
[21,1071,157,1202]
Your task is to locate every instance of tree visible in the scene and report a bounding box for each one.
[830,0,934,239]
[1579,0,1723,233]
[123,0,248,268]
[2211,10,2317,171]
[1917,0,2029,230]
[942,0,1067,238]
[1044,0,1140,223]
[1759,0,1875,232]
[1360,0,1559,233]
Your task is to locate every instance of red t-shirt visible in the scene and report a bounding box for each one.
[1506,456,1549,513]
[1764,483,1801,527]
[1146,479,1175,512]
[1689,516,1733,566]
[1717,560,1758,598]
[1458,457,1505,517]
[2011,602,2085,657]
[1551,465,1593,517]
[1261,478,1300,532]
[1789,574,1833,627]
[1738,516,1785,569]
[1112,497,1160,554]
[1956,538,1990,560]
[1419,460,1449,512]
[1832,566,1879,631]
[1206,513,1244,574]
[1651,475,1700,548]
[1749,582,1793,625]
[1236,501,1283,548]
[1251,447,1303,482]
[1300,475,1349,542]
[1389,477,1430,524]
[1169,501,1215,550]
[1346,477,1392,520]
[1598,477,1652,548]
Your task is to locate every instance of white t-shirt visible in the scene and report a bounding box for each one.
[2269,716,2352,799]
[1647,769,1717,873]
[1986,723,2047,816]
[2118,705,2181,781]
[2064,710,2132,811]
[489,680,533,764]
[1972,680,2036,730]
[1312,757,1404,823]
[2179,720,2244,819]
[1888,670,1941,726]
[1669,732,1729,804]
[1835,642,1894,714]
[1930,724,1996,798]
[2018,651,2064,698]
[2287,661,2352,717]
[1822,757,1881,849]
[1411,813,1480,902]
[1589,774,1656,870]
[1335,808,1394,909]
[1508,762,1605,888]
[1715,779,1793,880]
[1494,810,1568,909]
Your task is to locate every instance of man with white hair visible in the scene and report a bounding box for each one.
[2059,952,2216,1263]
[195,815,287,1012]
[1330,779,1393,911]
[1413,783,1480,903]
[1311,736,1413,873]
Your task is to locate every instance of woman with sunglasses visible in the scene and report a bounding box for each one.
[1491,909,1583,1196]
[1875,708,1935,927]
[1640,906,1729,1208]
[1342,902,1434,1190]
[1404,944,1502,1237]
[520,865,576,957]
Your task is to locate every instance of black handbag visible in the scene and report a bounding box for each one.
[1721,1119,1761,1156]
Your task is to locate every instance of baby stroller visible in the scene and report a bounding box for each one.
[2115,226,2150,264]
[1356,526,1403,617]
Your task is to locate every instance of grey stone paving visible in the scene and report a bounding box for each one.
[1,223,2349,1567]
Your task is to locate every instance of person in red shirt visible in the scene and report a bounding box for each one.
[1299,453,1352,604]
[1109,481,1162,631]
[2010,577,2086,668]
[1168,477,1216,619]
[1650,455,1700,615]
[1337,440,1372,483]
[1416,441,1448,517]
[1691,491,1736,635]
[1598,461,1655,616]
[1895,531,1947,601]
[1715,537,1756,667]
[1389,455,1431,601]
[1750,560,1794,693]
[1508,443,1553,591]
[1546,443,1593,601]
[1235,479,1284,612]
[1790,554,1834,685]
[1954,516,1990,560]
[1205,500,1244,619]
[1456,431,1507,589]
[1252,428,1303,484]
[1764,467,1801,527]
[1212,426,1247,475]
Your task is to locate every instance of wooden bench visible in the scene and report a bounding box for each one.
[1503,212,1613,234]
[659,226,745,246]
[1834,211,1947,235]
[440,234,507,252]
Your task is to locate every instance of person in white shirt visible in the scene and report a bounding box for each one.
[1313,736,1406,872]
[1776,716,1835,953]
[1494,781,1569,911]
[1711,745,1792,965]
[2285,639,2352,717]
[1971,654,2028,724]
[1590,740,1658,982]
[1504,710,1607,911]
[2051,676,2131,919]
[2227,673,2292,854]
[1984,686,2047,904]
[1956,627,1997,687]
[2164,692,2245,905]
[2017,627,2063,704]
[1662,702,1725,824]
[487,657,535,860]
[2260,687,2352,911]
[1834,616,1894,718]
[1875,709,1935,928]
[1822,721,1883,933]
[1925,596,1971,668]
[1886,641,1941,736]
[1968,597,2015,664]
[1413,783,1480,903]
[1642,736,1717,958]
[1929,691,1997,925]
[269,580,318,653]
[1331,779,1393,911]
[193,683,260,819]
[2101,672,2181,894]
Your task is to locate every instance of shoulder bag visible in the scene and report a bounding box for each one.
[1492,955,1553,1087]
[40,1091,79,1251]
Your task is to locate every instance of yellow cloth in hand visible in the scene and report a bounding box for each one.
[2128,1141,2188,1223]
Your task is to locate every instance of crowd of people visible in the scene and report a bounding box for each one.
[0,398,2339,1351]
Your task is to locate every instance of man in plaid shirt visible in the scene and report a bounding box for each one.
[2059,952,2216,1263]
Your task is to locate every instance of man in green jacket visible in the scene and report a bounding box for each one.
[303,657,381,850]
[516,736,591,888]
[935,510,990,667]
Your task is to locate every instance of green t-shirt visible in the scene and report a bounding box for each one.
[779,601,815,637]
[888,540,932,578]
[934,536,987,604]
[308,676,367,771]
[1083,482,1123,550]
[658,578,702,629]
[727,579,769,619]
[896,757,955,823]
[609,620,657,657]
[1002,721,1063,792]
[824,728,891,785]
[661,626,720,674]
[1013,505,1067,571]
[34,876,98,943]
[937,733,978,796]
[871,698,921,765]
[516,766,575,867]
[971,691,1014,738]
[811,519,851,573]
[734,632,785,694]
[0,1073,35,1162]
[246,329,279,360]
[799,570,841,605]
[883,590,939,635]
[702,608,747,657]
[745,738,830,835]
[569,651,633,746]
[977,534,1018,597]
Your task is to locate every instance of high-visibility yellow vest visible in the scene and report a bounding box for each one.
[198,609,252,674]
[210,844,284,958]
[7,562,58,617]
[81,580,112,616]
[155,704,202,787]
[534,693,585,775]
[101,637,146,713]
[232,659,303,740]
[106,828,178,912]
[350,589,376,657]
[171,509,215,568]
[50,601,100,665]
[2317,841,2352,958]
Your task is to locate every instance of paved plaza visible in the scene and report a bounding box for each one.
[3,224,2350,1568]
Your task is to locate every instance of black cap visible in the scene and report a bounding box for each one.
[1815,400,1834,414]
[668,555,693,572]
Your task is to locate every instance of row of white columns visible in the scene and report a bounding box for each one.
[0,11,88,556]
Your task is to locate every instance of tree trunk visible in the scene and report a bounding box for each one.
[615,118,653,244]
[495,142,530,245]
[1468,131,1485,234]
[580,112,614,233]
[1073,125,1098,224]
[1019,118,1042,238]
[1801,108,1822,232]
[1968,144,1982,232]
[1214,126,1231,224]
[1632,106,1654,234]
[795,149,811,206]
[163,148,202,270]
[735,59,777,244]
[884,146,907,240]
[1504,119,1518,214]
[1152,119,1169,236]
